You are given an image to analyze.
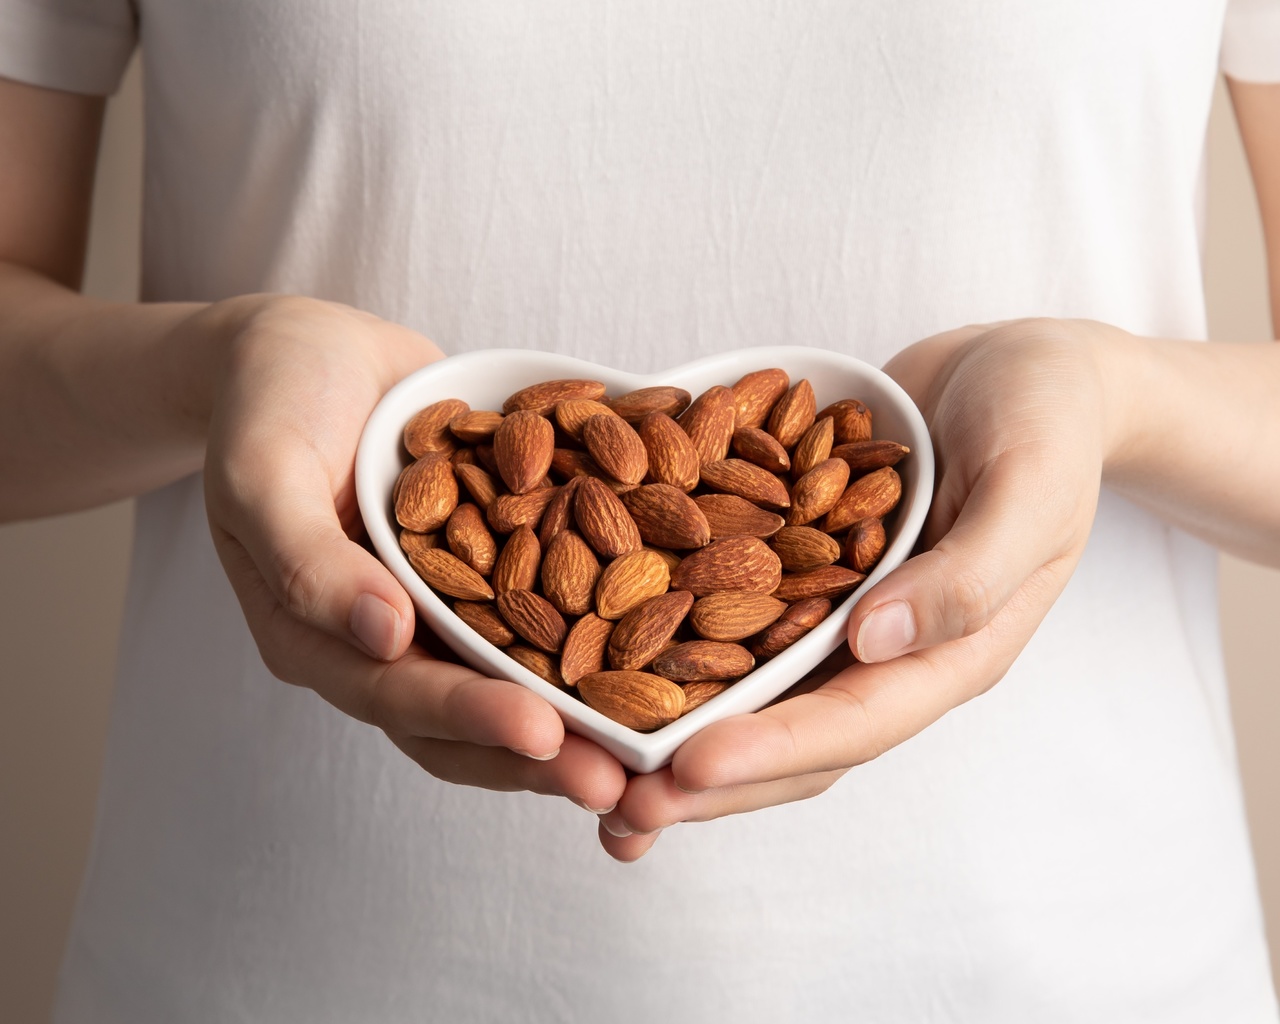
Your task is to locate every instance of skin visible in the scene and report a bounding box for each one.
[1,75,1278,860]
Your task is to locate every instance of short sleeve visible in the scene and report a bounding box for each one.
[1221,0,1280,82]
[0,0,137,96]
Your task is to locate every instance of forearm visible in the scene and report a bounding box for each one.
[0,261,215,520]
[1099,326,1280,565]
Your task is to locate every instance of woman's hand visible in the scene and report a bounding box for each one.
[201,295,627,814]
[598,319,1116,859]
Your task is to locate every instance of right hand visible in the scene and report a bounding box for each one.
[199,295,627,813]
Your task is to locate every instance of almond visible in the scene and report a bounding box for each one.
[474,444,499,475]
[560,613,614,687]
[450,448,476,468]
[677,385,736,466]
[730,368,790,429]
[694,494,786,540]
[582,413,649,485]
[638,412,701,492]
[606,386,692,424]
[786,458,851,526]
[845,517,887,573]
[503,378,607,416]
[455,462,500,511]
[554,399,617,441]
[491,524,541,594]
[541,529,600,616]
[594,549,671,620]
[652,641,754,682]
[766,378,816,449]
[621,484,712,550]
[791,417,835,480]
[549,448,604,480]
[574,477,644,558]
[771,526,842,572]
[404,398,468,458]
[750,596,833,660]
[577,670,686,731]
[670,537,782,596]
[497,589,567,652]
[448,409,504,444]
[830,440,910,473]
[822,466,902,534]
[453,600,516,646]
[699,459,791,509]
[817,398,872,444]
[688,591,787,641]
[398,529,441,559]
[445,502,498,575]
[680,681,730,712]
[607,590,695,670]
[538,475,581,547]
[404,547,494,601]
[395,453,459,533]
[772,565,865,602]
[782,596,836,629]
[731,426,791,473]
[486,486,560,534]
[644,546,683,573]
[504,645,565,688]
[493,409,555,495]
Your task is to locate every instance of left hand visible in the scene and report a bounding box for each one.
[598,318,1120,860]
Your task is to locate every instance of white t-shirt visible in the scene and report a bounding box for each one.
[4,2,1280,1021]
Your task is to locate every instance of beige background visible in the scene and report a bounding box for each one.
[1,62,1277,1020]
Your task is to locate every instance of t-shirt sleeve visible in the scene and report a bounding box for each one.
[1221,0,1280,82]
[0,0,137,96]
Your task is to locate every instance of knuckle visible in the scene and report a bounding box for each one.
[277,553,329,622]
[941,564,999,638]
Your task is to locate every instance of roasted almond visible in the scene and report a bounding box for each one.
[504,645,565,688]
[645,546,683,574]
[549,448,604,480]
[404,398,468,458]
[791,417,835,479]
[750,596,833,660]
[786,457,851,526]
[772,565,865,602]
[554,399,617,442]
[822,466,902,534]
[448,409,504,444]
[595,549,671,620]
[670,537,782,596]
[677,385,737,466]
[577,670,685,731]
[606,386,692,423]
[493,409,555,495]
[574,477,644,558]
[445,502,498,575]
[817,398,872,444]
[767,378,816,449]
[541,529,600,616]
[453,600,516,646]
[398,529,441,559]
[771,526,842,572]
[395,453,460,533]
[638,411,701,492]
[621,484,712,550]
[487,486,560,534]
[731,426,791,473]
[680,681,730,712]
[455,462,500,511]
[652,641,754,682]
[582,413,648,486]
[538,475,581,547]
[560,613,614,687]
[830,440,910,473]
[845,517,887,573]
[730,368,790,429]
[607,590,695,671]
[503,378,607,416]
[688,591,787,641]
[699,459,791,509]
[492,524,541,594]
[694,494,786,540]
[404,547,494,601]
[497,589,567,652]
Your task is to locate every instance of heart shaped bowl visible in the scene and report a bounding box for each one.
[356,346,933,773]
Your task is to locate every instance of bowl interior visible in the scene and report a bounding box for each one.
[356,346,933,773]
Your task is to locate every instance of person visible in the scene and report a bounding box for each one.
[2,2,1278,1021]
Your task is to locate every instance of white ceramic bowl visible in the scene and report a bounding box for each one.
[356,347,933,773]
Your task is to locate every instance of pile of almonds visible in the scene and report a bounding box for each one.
[393,369,908,732]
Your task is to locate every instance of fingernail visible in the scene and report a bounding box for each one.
[515,747,560,761]
[350,593,401,661]
[571,798,617,815]
[855,600,917,662]
[599,815,632,838]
